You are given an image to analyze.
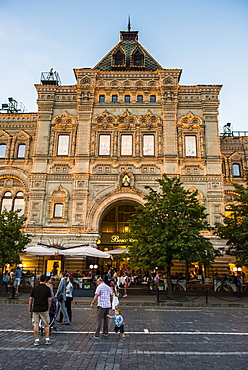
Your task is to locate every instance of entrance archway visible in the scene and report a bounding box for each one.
[98,201,141,271]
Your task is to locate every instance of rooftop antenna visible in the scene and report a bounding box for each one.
[127,15,131,32]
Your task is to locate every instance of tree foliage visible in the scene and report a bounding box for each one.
[217,169,248,266]
[0,209,31,270]
[126,174,218,277]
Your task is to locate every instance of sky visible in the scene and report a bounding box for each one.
[0,0,247,133]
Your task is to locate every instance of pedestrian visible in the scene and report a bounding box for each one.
[29,274,52,346]
[123,273,130,297]
[90,278,113,339]
[58,275,74,323]
[55,272,70,325]
[107,308,125,340]
[2,272,9,293]
[236,273,244,298]
[14,266,22,294]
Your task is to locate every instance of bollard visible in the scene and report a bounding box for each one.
[156,288,159,302]
[205,288,208,304]
[8,285,17,300]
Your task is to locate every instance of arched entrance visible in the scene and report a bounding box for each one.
[98,201,140,271]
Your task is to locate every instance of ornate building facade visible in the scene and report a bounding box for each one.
[0,26,247,275]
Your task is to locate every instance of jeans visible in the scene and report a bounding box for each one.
[58,300,70,323]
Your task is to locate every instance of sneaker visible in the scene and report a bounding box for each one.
[102,333,108,337]
[122,295,127,297]
[34,340,39,346]
[45,340,51,345]
[91,335,100,340]
[114,333,118,338]
[122,336,126,340]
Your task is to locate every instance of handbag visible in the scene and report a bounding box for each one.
[57,293,63,302]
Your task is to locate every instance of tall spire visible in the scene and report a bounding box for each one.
[127,15,131,32]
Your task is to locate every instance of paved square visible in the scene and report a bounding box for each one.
[0,303,248,369]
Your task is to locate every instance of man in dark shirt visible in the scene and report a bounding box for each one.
[29,274,52,346]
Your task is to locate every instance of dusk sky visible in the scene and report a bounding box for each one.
[0,0,247,132]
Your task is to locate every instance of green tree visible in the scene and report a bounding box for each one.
[126,174,218,297]
[217,169,248,267]
[0,209,31,293]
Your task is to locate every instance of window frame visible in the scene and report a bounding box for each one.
[99,95,105,102]
[143,134,155,156]
[17,144,26,158]
[137,95,143,103]
[124,95,131,103]
[185,135,197,157]
[232,163,241,177]
[57,134,70,156]
[121,134,133,156]
[53,203,64,218]
[112,95,118,103]
[0,144,6,158]
[150,95,156,102]
[99,134,111,156]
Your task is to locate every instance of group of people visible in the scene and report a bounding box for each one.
[29,272,125,345]
[2,267,22,294]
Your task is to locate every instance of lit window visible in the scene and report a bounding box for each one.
[150,95,156,102]
[185,136,197,157]
[17,144,26,158]
[232,163,241,177]
[112,95,118,102]
[99,95,105,102]
[1,191,12,212]
[125,95,130,102]
[0,144,6,158]
[57,135,69,156]
[99,135,111,156]
[13,192,24,214]
[137,95,143,102]
[54,203,63,218]
[121,135,133,156]
[143,135,154,156]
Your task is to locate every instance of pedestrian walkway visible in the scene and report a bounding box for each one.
[1,290,248,307]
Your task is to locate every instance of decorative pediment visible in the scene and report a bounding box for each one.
[14,130,31,140]
[178,112,202,127]
[117,111,137,129]
[95,111,115,128]
[0,130,11,139]
[50,185,68,198]
[80,76,92,85]
[138,111,160,129]
[53,112,74,129]
[229,151,242,160]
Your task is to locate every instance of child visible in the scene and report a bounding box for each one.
[107,308,125,339]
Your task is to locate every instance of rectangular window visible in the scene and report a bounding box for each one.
[232,163,241,177]
[125,95,130,102]
[99,95,105,102]
[137,95,143,102]
[17,144,26,158]
[99,135,111,156]
[121,135,133,156]
[185,136,197,157]
[0,144,6,158]
[112,95,118,102]
[57,135,69,156]
[143,135,155,156]
[150,95,156,102]
[54,203,63,218]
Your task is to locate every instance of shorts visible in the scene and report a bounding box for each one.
[14,278,21,286]
[32,311,50,327]
[114,324,124,334]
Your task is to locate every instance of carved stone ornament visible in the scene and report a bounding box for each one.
[178,112,202,127]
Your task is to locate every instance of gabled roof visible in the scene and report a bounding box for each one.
[94,29,163,72]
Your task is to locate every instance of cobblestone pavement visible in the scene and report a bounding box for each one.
[0,303,248,370]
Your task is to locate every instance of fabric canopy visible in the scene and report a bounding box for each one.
[58,246,111,259]
[107,248,129,255]
[23,246,57,256]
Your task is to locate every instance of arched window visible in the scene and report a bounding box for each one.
[114,50,124,66]
[17,144,26,158]
[133,49,144,66]
[1,191,12,212]
[13,191,24,214]
[0,144,6,158]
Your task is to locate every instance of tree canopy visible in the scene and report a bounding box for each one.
[0,209,31,270]
[217,169,248,266]
[126,174,218,275]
